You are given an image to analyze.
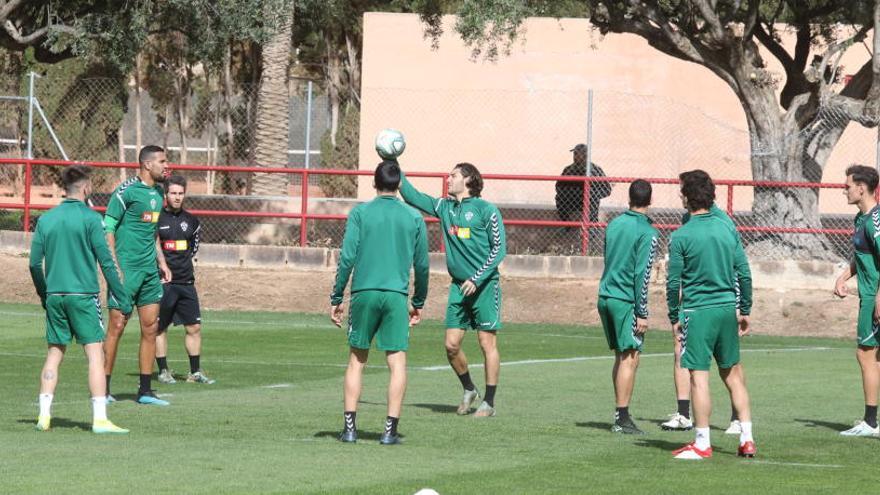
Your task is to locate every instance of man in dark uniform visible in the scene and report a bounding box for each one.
[555,144,612,250]
[155,175,214,385]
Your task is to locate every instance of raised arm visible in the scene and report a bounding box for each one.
[399,170,441,217]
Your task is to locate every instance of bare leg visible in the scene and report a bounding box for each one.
[690,370,711,429]
[613,350,640,408]
[184,323,202,357]
[385,351,407,418]
[673,336,690,403]
[477,330,500,387]
[39,344,66,395]
[445,328,468,375]
[719,365,751,423]
[343,348,369,412]
[83,343,106,397]
[137,303,160,376]
[103,309,129,375]
[156,330,168,361]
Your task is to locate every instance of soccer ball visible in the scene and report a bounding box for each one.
[375,128,406,159]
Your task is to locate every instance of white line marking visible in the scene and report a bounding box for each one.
[414,347,834,371]
[263,383,293,389]
[750,461,843,469]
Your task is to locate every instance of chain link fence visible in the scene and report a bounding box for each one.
[0,77,876,261]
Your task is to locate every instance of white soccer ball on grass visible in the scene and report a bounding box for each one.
[375,128,406,160]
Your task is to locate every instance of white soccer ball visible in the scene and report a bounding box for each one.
[413,490,439,495]
[375,128,406,159]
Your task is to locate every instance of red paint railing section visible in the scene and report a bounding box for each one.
[0,159,852,255]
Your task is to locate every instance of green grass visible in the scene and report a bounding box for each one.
[0,301,871,494]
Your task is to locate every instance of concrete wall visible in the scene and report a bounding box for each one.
[3,230,845,291]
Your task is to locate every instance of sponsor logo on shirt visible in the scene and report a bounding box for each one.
[163,240,188,251]
[447,226,471,239]
[142,212,160,223]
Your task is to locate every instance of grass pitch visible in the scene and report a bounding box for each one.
[0,301,871,494]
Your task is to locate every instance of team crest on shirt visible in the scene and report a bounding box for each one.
[465,211,474,221]
[181,221,189,232]
[150,198,157,209]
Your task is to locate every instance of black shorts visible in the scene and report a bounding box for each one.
[159,284,201,331]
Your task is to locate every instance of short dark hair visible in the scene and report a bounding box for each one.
[679,169,715,211]
[61,165,92,194]
[138,145,165,166]
[846,164,879,193]
[165,174,187,192]
[375,160,401,192]
[454,162,483,197]
[629,179,652,208]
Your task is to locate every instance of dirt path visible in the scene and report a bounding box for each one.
[2,253,855,339]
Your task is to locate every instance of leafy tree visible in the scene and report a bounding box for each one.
[422,0,880,258]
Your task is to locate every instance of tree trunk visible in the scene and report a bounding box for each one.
[740,85,844,260]
[327,38,342,146]
[250,4,293,196]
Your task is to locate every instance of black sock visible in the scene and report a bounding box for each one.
[384,416,399,436]
[484,385,497,407]
[457,371,476,391]
[105,375,112,396]
[343,411,356,433]
[156,357,168,372]
[138,374,151,394]
[730,406,738,422]
[616,406,629,421]
[677,399,690,419]
[865,405,878,428]
[189,354,200,374]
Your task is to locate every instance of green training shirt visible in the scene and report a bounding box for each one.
[682,203,751,314]
[29,198,130,307]
[105,177,164,268]
[399,171,507,285]
[331,195,430,308]
[852,205,880,298]
[667,212,753,324]
[598,210,659,318]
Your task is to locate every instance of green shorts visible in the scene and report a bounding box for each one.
[45,294,105,345]
[445,279,502,331]
[857,298,880,347]
[597,297,642,352]
[107,266,163,311]
[679,305,740,371]
[348,290,410,352]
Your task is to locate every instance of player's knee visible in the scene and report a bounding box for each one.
[186,324,201,335]
[445,341,461,356]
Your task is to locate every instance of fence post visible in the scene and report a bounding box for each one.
[581,179,591,256]
[727,184,734,216]
[26,72,35,160]
[304,81,313,169]
[300,170,309,247]
[23,160,32,232]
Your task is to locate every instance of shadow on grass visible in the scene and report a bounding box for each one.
[17,417,90,431]
[411,403,459,414]
[314,430,404,441]
[576,421,613,431]
[794,418,852,432]
[633,438,729,455]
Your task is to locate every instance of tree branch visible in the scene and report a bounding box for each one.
[690,0,726,44]
[743,0,759,41]
[753,23,794,68]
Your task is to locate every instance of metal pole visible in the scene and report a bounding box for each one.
[304,81,313,169]
[582,89,594,255]
[33,100,68,160]
[26,72,36,159]
[586,89,593,176]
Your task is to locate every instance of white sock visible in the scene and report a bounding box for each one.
[740,421,753,444]
[694,427,711,450]
[39,393,53,417]
[91,396,107,422]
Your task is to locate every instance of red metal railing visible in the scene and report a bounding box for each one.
[0,158,854,255]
